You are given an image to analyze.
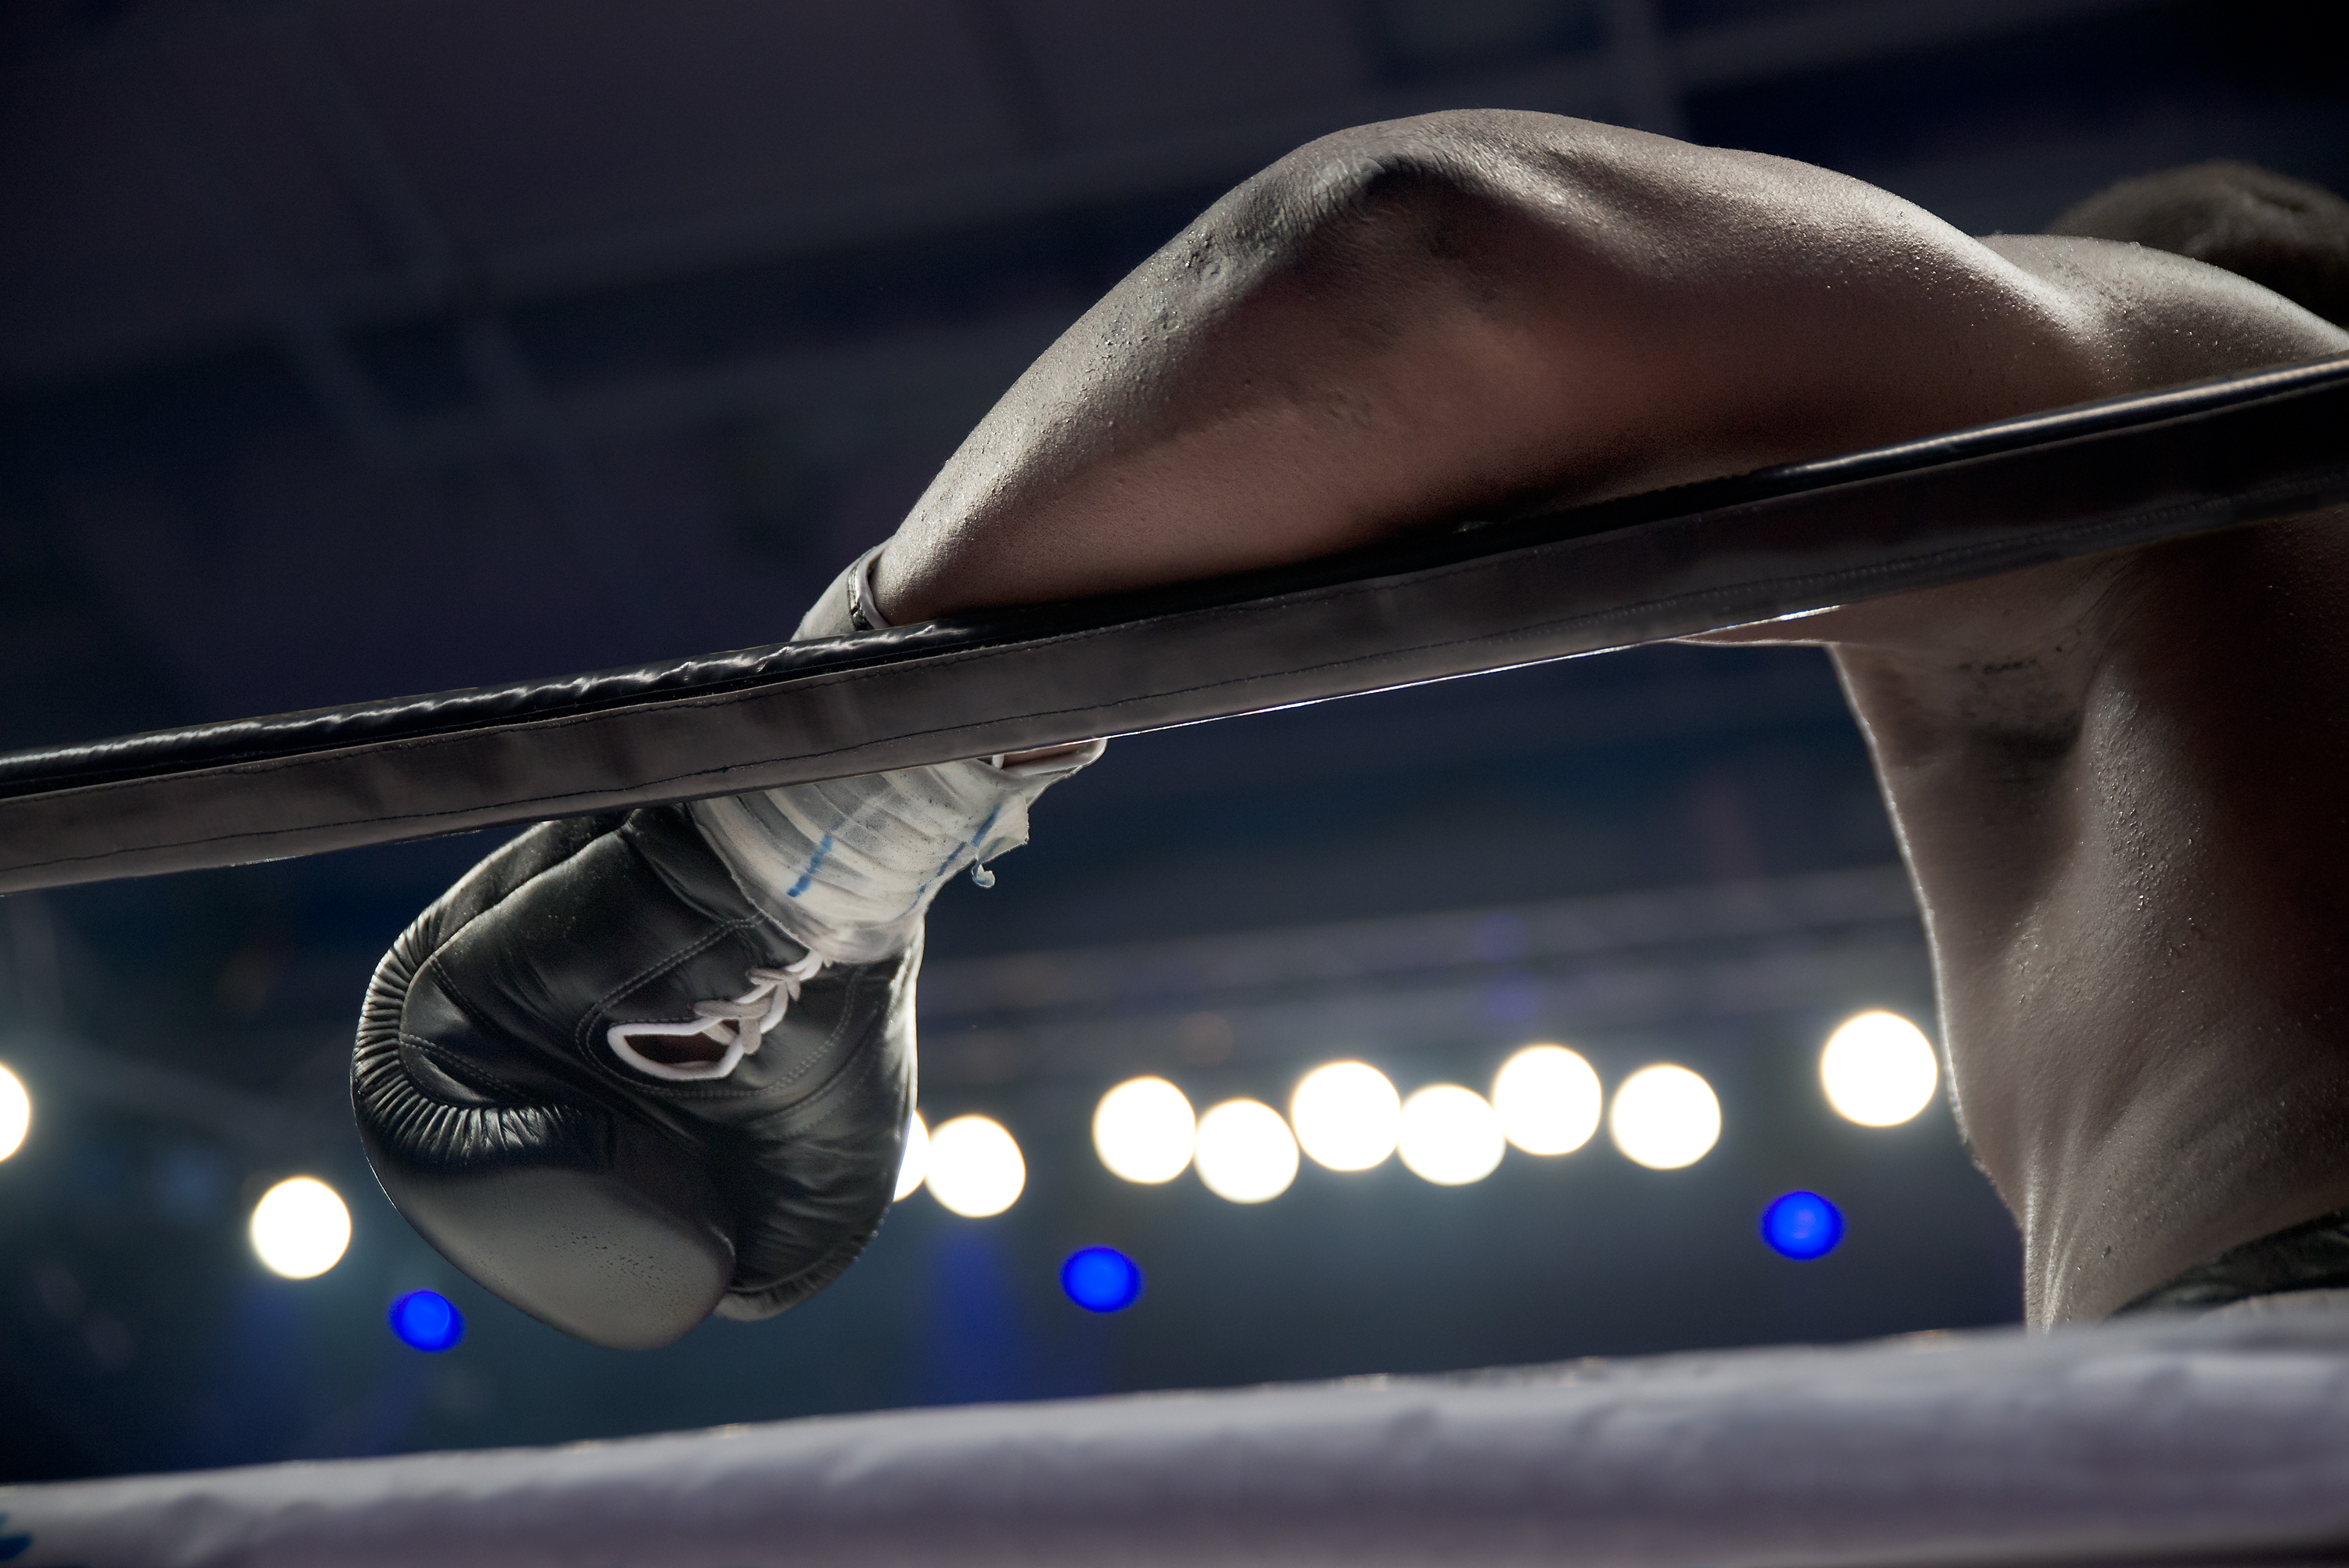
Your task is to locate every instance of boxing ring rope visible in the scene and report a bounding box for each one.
[3,1297,2347,1566]
[4,353,2347,895]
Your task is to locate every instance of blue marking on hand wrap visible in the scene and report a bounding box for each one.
[785,831,834,899]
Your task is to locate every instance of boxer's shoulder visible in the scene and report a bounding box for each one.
[1983,232,2349,388]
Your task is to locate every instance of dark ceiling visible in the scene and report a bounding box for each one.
[0,0,2340,1484]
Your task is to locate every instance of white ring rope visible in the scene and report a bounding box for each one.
[5,1295,2347,1567]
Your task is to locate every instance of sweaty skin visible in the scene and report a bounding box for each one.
[869,111,2349,1326]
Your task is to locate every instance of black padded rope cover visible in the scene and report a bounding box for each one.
[5,353,2348,894]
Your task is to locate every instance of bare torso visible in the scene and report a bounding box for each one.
[866,111,2349,1323]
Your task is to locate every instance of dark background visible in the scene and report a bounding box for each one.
[0,0,2339,1483]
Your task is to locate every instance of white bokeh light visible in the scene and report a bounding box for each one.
[1193,1099,1299,1203]
[925,1115,1025,1217]
[0,1062,28,1161]
[1491,1045,1603,1155]
[1094,1076,1197,1183]
[1289,1062,1401,1172]
[1398,1084,1506,1185]
[893,1112,930,1201]
[1607,1065,1722,1170]
[1820,1011,1940,1127]
[249,1176,352,1279]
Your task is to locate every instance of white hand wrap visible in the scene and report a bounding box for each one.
[688,548,1103,966]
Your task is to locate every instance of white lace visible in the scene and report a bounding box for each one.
[606,950,825,1083]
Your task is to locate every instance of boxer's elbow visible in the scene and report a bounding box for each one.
[1244,116,1493,234]
[1193,110,1749,372]
[1189,112,1603,313]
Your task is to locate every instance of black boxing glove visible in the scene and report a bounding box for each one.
[352,549,1101,1349]
[352,805,917,1349]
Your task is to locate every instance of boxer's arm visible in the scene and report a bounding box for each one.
[871,110,2339,628]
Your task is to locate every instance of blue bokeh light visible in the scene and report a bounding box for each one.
[1760,1191,1846,1260]
[1060,1246,1144,1313]
[388,1289,466,1351]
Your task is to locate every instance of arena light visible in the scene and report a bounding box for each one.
[893,1112,930,1201]
[925,1115,1025,1217]
[1397,1084,1506,1185]
[1760,1191,1846,1260]
[1491,1045,1602,1155]
[1607,1065,1721,1170]
[1060,1246,1145,1313]
[1193,1099,1299,1203]
[1093,1077,1196,1184]
[388,1289,466,1352]
[1289,1061,1400,1172]
[1820,1011,1940,1126]
[249,1176,352,1278]
[0,1062,28,1161]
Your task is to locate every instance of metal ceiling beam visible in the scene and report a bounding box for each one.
[397,307,1075,466]
[390,0,2167,310]
[386,92,2243,468]
[2,891,337,1155]
[117,33,410,467]
[255,7,675,612]
[20,1038,340,1157]
[913,865,1929,1092]
[0,0,2167,395]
